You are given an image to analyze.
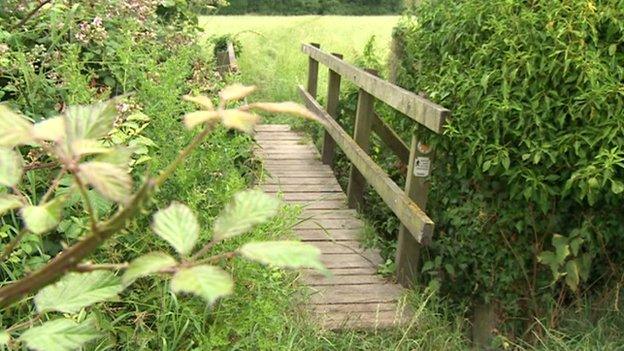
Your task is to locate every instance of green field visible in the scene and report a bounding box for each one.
[200,16,398,102]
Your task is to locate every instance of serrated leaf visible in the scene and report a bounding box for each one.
[33,117,65,141]
[122,252,177,286]
[183,95,214,110]
[0,194,22,215]
[152,203,199,256]
[552,234,570,263]
[0,147,23,187]
[219,84,256,102]
[246,102,319,121]
[221,110,260,134]
[71,139,110,157]
[95,146,133,169]
[63,100,117,142]
[537,251,559,277]
[19,318,99,351]
[0,105,34,147]
[0,331,9,346]
[565,260,580,291]
[213,190,280,242]
[183,110,220,129]
[170,265,233,304]
[78,161,132,203]
[21,198,63,234]
[239,241,325,271]
[35,271,123,313]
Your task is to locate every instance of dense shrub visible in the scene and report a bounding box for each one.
[394,0,624,333]
[216,0,403,15]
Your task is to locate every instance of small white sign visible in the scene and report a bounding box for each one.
[414,157,431,177]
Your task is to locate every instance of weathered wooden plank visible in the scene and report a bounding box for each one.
[305,241,363,253]
[301,43,450,134]
[255,140,308,146]
[313,302,401,313]
[255,124,291,132]
[321,310,411,330]
[306,267,378,276]
[299,86,435,244]
[320,253,382,269]
[310,284,403,304]
[256,148,319,156]
[263,160,327,166]
[265,178,340,186]
[278,192,346,201]
[264,170,334,177]
[295,219,364,230]
[226,41,239,71]
[347,75,376,210]
[297,228,361,241]
[302,209,358,219]
[299,200,348,210]
[260,153,320,160]
[262,184,343,193]
[303,274,385,286]
[322,53,343,166]
[371,113,410,165]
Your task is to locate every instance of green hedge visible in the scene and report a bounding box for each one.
[216,0,402,15]
[394,0,624,330]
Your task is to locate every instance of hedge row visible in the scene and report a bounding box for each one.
[215,0,403,15]
[394,0,624,332]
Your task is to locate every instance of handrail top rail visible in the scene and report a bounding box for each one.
[301,43,449,134]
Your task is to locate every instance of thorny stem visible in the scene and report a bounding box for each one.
[0,229,28,262]
[0,124,215,309]
[39,167,66,204]
[190,241,216,261]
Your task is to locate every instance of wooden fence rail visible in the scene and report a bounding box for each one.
[300,43,450,287]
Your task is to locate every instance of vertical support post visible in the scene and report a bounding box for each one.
[306,43,321,99]
[472,302,497,348]
[321,53,343,167]
[347,69,377,209]
[395,135,434,287]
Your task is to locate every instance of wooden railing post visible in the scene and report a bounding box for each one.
[347,69,377,209]
[396,135,434,287]
[321,53,343,167]
[306,43,321,98]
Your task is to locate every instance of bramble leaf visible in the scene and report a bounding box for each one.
[170,265,233,304]
[63,100,117,142]
[71,139,110,157]
[219,84,256,103]
[183,110,220,129]
[183,95,214,110]
[213,190,280,242]
[78,161,132,203]
[35,271,123,313]
[0,105,34,147]
[0,147,23,187]
[122,252,177,286]
[19,318,99,351]
[152,203,199,256]
[565,260,580,291]
[221,110,260,134]
[21,198,63,234]
[33,117,65,141]
[0,194,22,215]
[246,102,319,121]
[0,331,9,346]
[239,241,325,271]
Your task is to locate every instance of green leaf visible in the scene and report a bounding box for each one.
[537,251,560,277]
[552,234,570,263]
[0,105,34,147]
[19,318,99,351]
[63,100,117,142]
[122,252,177,286]
[35,271,123,313]
[239,241,325,271]
[152,203,199,256]
[33,117,65,141]
[565,260,580,291]
[611,180,624,194]
[170,265,233,304]
[0,331,9,346]
[0,147,23,187]
[71,139,110,157]
[21,198,63,234]
[213,190,280,242]
[0,194,22,215]
[78,161,132,203]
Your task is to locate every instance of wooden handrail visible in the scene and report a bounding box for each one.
[299,86,434,244]
[301,43,450,134]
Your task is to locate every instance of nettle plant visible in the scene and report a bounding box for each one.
[0,84,324,350]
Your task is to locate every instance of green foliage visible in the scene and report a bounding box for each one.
[394,0,624,330]
[219,0,403,15]
[239,241,325,270]
[122,252,177,286]
[18,317,99,351]
[170,265,234,304]
[152,203,200,256]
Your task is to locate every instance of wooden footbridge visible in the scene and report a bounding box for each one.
[254,43,450,330]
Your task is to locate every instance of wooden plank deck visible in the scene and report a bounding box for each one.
[254,124,411,330]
